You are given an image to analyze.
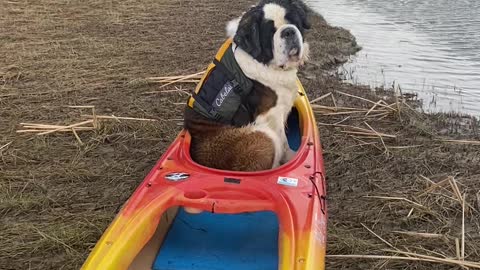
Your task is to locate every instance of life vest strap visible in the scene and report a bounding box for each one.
[190,91,222,121]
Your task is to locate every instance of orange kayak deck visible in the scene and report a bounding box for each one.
[81,81,327,270]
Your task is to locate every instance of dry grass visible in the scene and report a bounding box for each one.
[1,0,479,270]
[306,81,480,269]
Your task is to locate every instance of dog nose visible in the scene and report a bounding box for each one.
[281,27,296,39]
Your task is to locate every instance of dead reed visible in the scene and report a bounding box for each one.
[17,106,159,145]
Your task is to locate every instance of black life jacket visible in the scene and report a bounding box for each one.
[187,39,255,127]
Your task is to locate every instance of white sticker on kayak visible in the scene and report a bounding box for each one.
[277,177,298,187]
[165,172,190,181]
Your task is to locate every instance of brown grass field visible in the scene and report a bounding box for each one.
[1,0,479,269]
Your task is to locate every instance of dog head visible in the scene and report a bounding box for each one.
[227,0,311,70]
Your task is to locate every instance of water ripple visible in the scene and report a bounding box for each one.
[307,0,480,115]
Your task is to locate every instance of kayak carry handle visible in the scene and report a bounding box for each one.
[211,198,275,214]
[177,191,275,214]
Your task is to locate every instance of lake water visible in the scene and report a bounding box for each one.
[307,0,480,116]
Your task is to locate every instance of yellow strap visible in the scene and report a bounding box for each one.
[213,38,233,62]
[188,96,195,108]
[188,38,234,108]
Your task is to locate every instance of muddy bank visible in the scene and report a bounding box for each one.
[0,0,479,269]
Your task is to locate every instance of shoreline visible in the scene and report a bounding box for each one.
[307,0,480,117]
[0,1,479,269]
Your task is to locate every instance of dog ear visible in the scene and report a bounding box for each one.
[288,0,311,31]
[226,17,241,38]
[233,7,263,59]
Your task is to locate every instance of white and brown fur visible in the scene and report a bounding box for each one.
[184,0,311,172]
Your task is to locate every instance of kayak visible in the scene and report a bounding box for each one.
[81,47,327,270]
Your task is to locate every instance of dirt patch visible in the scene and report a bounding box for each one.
[0,0,479,270]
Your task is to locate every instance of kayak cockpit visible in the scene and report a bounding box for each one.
[81,82,327,270]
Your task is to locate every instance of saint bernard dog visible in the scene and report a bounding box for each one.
[184,0,311,172]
